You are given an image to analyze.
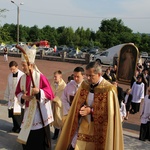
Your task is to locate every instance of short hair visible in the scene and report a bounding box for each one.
[73,67,84,75]
[126,88,131,93]
[54,70,62,75]
[9,61,18,68]
[67,75,74,82]
[137,74,142,79]
[86,61,102,74]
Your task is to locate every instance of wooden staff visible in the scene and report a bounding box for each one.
[16,45,51,149]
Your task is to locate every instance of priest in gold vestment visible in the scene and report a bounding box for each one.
[55,61,124,150]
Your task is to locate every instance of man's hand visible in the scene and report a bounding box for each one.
[79,105,91,116]
[21,91,34,102]
[32,87,39,95]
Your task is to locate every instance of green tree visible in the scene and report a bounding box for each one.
[97,18,133,48]
[1,23,13,43]
[1,14,150,53]
[57,26,74,46]
[29,25,41,42]
[19,25,30,42]
[75,27,92,47]
[41,25,58,47]
[139,34,150,52]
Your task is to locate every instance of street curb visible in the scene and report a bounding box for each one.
[123,130,139,138]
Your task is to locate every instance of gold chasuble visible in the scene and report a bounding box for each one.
[55,79,124,150]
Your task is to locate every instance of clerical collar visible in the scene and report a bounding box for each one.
[136,81,142,84]
[54,82,58,86]
[90,82,100,93]
[89,77,103,93]
[13,72,18,77]
[75,80,82,88]
[90,76,103,86]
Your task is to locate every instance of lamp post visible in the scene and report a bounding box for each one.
[11,0,23,53]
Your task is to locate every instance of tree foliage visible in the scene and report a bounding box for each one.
[0,14,150,52]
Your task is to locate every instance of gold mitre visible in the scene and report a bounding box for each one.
[21,45,36,64]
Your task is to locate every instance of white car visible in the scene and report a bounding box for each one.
[37,47,54,55]
[0,46,5,51]
[93,43,136,65]
[140,52,148,58]
[8,45,17,52]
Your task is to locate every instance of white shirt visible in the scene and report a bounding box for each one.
[120,102,126,122]
[131,82,144,103]
[4,69,24,109]
[124,94,129,104]
[62,80,82,115]
[140,95,150,124]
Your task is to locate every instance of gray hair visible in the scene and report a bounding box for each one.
[86,61,102,74]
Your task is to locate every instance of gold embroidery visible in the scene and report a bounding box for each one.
[70,88,89,139]
[93,92,108,149]
[78,133,102,143]
[24,97,37,129]
[70,80,111,150]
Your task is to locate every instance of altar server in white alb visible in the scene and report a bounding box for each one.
[130,74,145,114]
[15,45,54,150]
[62,67,84,116]
[139,87,150,141]
[4,61,24,133]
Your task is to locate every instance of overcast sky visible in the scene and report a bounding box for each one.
[1,0,150,33]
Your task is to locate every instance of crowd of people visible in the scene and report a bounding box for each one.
[3,44,150,150]
[102,62,150,142]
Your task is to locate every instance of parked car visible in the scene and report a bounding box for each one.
[36,47,53,55]
[86,49,101,60]
[46,48,54,55]
[51,46,69,56]
[67,50,83,58]
[50,48,63,56]
[7,45,17,52]
[140,52,148,58]
[80,47,89,53]
[93,43,134,65]
[0,46,5,51]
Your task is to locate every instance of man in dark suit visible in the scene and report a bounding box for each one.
[141,69,150,96]
[112,79,125,108]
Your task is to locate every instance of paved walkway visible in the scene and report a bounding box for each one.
[0,56,149,150]
[0,103,150,150]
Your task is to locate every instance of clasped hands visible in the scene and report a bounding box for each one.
[79,105,91,116]
[21,87,39,102]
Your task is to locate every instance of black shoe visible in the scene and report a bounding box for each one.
[52,135,58,140]
[139,138,146,141]
[130,109,135,114]
[52,129,59,140]
[12,128,20,133]
[14,129,20,133]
